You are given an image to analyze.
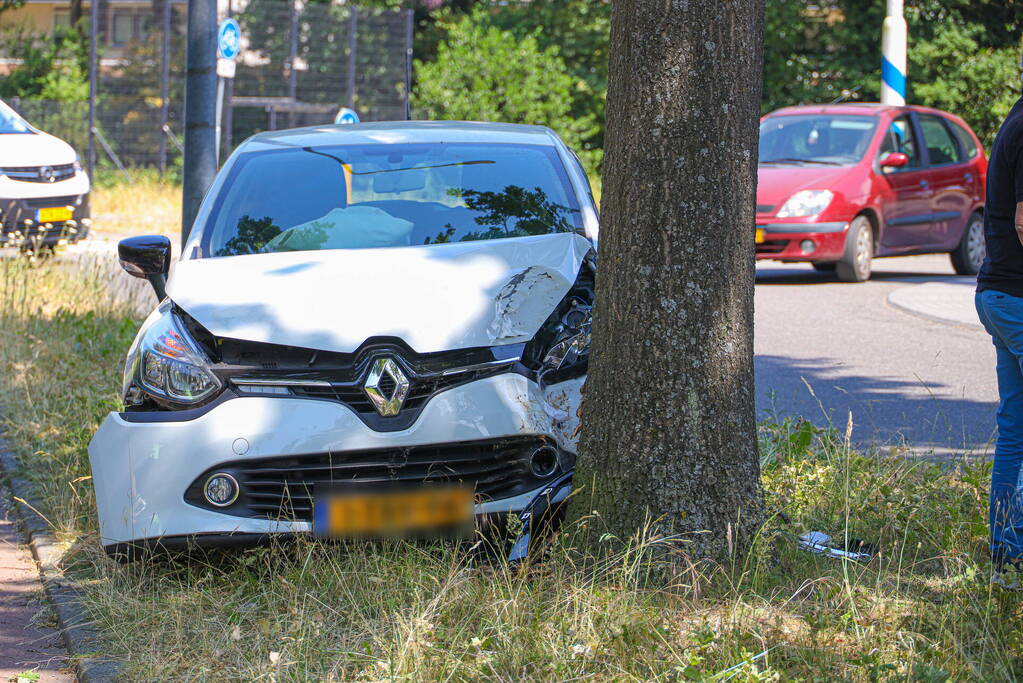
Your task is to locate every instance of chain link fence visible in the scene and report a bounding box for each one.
[8,0,412,176]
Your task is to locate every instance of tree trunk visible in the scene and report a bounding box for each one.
[69,0,83,31]
[578,0,765,559]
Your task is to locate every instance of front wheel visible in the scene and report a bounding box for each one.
[836,215,873,283]
[950,212,985,275]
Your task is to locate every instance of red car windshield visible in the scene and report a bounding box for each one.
[760,114,878,166]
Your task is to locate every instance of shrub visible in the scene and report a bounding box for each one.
[413,8,598,172]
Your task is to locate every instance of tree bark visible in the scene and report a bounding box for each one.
[578,0,765,559]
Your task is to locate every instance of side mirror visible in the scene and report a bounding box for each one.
[879,152,909,170]
[118,235,172,300]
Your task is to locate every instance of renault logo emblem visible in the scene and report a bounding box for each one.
[39,166,55,183]
[363,357,410,417]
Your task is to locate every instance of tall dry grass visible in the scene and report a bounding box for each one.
[91,173,181,237]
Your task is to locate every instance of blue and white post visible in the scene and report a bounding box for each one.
[881,0,907,105]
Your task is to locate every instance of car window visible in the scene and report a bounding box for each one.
[0,101,31,134]
[759,114,878,166]
[947,119,979,160]
[878,116,921,170]
[918,114,962,165]
[203,143,583,258]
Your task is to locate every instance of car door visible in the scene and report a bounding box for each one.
[917,113,972,251]
[877,114,934,250]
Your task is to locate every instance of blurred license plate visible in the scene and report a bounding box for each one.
[755,228,765,244]
[36,207,72,223]
[313,486,473,537]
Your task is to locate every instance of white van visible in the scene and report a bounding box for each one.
[0,99,91,249]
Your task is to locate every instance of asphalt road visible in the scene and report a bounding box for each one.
[755,253,997,455]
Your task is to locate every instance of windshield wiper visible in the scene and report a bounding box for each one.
[761,157,842,166]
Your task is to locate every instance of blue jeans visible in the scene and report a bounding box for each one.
[976,289,1023,566]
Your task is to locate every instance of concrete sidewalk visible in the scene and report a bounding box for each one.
[887,277,981,329]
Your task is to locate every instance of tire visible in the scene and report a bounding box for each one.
[812,262,837,272]
[951,212,985,275]
[836,215,873,283]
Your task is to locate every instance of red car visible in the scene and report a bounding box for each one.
[756,103,987,282]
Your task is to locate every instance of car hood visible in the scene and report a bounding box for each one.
[168,232,594,354]
[757,164,856,208]
[0,131,77,166]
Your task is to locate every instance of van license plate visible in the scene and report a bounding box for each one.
[36,207,73,223]
[313,486,473,537]
[755,228,765,244]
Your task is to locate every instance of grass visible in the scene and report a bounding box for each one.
[0,249,1021,680]
[90,172,181,238]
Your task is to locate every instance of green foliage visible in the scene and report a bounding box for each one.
[413,8,598,171]
[0,25,89,101]
[761,0,1021,148]
[488,0,610,163]
[910,23,1020,146]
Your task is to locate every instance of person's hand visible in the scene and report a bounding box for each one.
[1016,201,1023,248]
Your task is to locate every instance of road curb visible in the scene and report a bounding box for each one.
[886,281,983,330]
[0,435,122,682]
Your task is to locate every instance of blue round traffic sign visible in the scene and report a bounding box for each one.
[217,18,241,61]
[334,107,361,125]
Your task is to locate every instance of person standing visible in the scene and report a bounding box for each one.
[975,59,1023,583]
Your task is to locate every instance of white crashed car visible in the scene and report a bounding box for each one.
[89,121,598,558]
[0,99,90,249]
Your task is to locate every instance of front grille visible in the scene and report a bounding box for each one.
[184,436,556,521]
[288,367,506,416]
[756,204,775,214]
[3,164,77,184]
[21,195,81,209]
[756,239,789,255]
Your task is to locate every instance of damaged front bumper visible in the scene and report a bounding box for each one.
[89,373,583,554]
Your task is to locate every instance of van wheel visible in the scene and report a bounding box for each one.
[951,212,985,275]
[836,216,873,283]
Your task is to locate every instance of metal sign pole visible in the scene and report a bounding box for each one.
[881,0,907,105]
[404,8,413,120]
[87,0,98,179]
[159,0,171,175]
[182,0,218,246]
[347,7,357,109]
[215,76,224,165]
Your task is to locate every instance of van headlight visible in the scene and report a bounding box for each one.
[123,302,221,407]
[776,190,833,218]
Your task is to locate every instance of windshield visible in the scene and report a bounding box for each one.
[0,101,31,134]
[202,142,583,258]
[759,114,878,166]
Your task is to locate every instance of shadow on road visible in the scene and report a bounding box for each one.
[755,353,996,454]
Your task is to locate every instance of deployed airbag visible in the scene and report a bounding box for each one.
[265,205,414,252]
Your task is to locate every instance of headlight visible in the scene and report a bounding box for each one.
[776,190,834,218]
[542,302,591,372]
[123,302,221,407]
[524,271,594,386]
[73,156,82,173]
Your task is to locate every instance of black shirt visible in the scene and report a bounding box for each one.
[978,96,1023,296]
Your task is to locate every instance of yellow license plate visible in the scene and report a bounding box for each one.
[755,228,765,244]
[314,486,473,537]
[36,207,73,223]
